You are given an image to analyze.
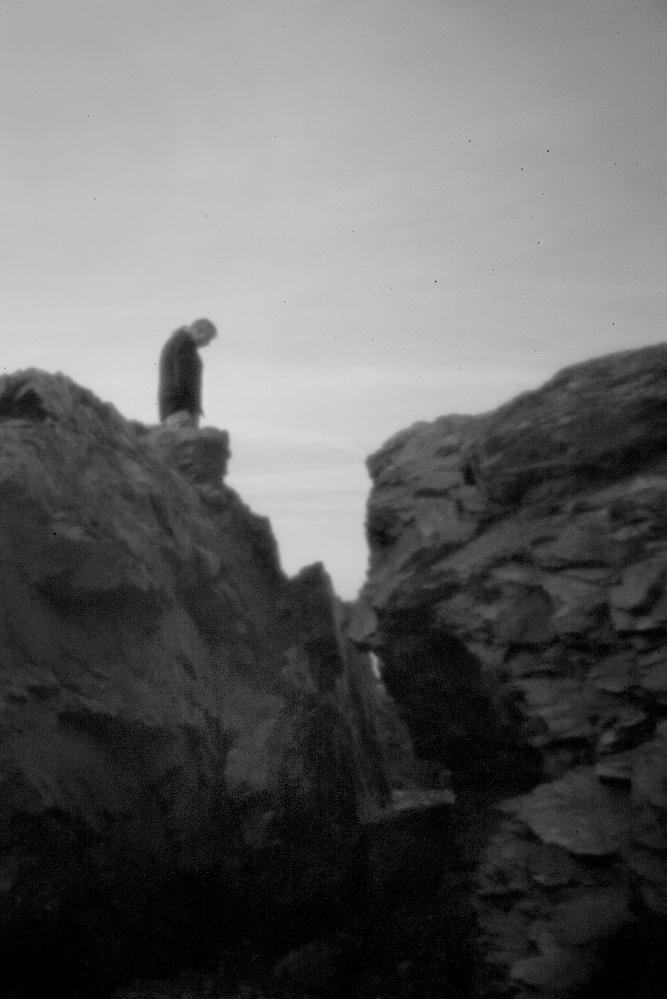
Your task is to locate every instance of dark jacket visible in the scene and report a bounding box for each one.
[158,327,202,421]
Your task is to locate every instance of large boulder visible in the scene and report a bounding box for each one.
[354,344,667,997]
[0,370,396,994]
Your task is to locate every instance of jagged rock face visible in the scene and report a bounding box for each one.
[0,370,393,993]
[355,344,667,998]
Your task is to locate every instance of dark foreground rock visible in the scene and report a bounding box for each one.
[353,344,667,998]
[0,370,419,997]
[103,789,461,999]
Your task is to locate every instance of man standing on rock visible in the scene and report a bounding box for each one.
[158,318,217,427]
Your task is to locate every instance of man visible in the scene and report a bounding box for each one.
[158,318,217,427]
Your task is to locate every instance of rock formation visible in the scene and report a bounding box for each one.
[0,370,409,996]
[353,344,667,998]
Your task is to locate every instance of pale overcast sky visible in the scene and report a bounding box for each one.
[2,0,666,598]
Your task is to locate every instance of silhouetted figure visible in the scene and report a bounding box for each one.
[158,318,217,426]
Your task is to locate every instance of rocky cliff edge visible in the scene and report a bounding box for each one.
[353,344,667,998]
[0,370,410,994]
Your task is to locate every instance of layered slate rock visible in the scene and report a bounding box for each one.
[0,370,395,994]
[354,344,667,998]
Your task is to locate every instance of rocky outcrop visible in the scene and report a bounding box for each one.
[353,344,667,998]
[0,370,404,996]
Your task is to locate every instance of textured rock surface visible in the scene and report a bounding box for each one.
[354,344,667,997]
[0,370,400,995]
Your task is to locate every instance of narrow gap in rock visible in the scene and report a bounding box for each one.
[370,615,543,997]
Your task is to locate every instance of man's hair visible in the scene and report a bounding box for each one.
[189,318,217,341]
